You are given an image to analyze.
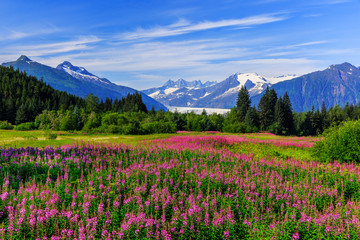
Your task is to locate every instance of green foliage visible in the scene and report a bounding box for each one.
[14,122,37,131]
[258,87,278,130]
[236,86,251,122]
[0,65,85,124]
[122,121,143,135]
[222,122,255,133]
[22,135,38,140]
[45,131,58,140]
[245,106,259,129]
[83,112,102,130]
[314,120,360,162]
[60,110,77,131]
[142,120,176,134]
[0,120,13,130]
[0,198,8,224]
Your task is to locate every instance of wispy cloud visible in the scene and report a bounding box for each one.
[308,0,353,5]
[268,41,328,52]
[0,26,61,41]
[4,36,101,58]
[320,0,352,4]
[119,14,287,40]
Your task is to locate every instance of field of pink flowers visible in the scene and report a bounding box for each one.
[1,135,360,239]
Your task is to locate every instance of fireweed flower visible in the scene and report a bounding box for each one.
[0,139,359,238]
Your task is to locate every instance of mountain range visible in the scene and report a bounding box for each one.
[2,56,167,111]
[4,56,360,113]
[144,62,360,112]
[251,62,360,112]
[144,73,297,109]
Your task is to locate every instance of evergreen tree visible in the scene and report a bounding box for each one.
[312,110,323,135]
[300,111,314,136]
[282,92,294,134]
[85,94,100,113]
[171,110,186,130]
[149,106,156,116]
[73,106,83,130]
[236,86,251,122]
[274,97,285,134]
[320,101,329,131]
[15,103,29,125]
[245,106,259,129]
[258,87,277,130]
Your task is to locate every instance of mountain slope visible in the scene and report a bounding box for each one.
[144,73,296,108]
[2,56,166,111]
[251,62,360,112]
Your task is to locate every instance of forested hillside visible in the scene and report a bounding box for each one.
[0,66,147,126]
[0,65,84,124]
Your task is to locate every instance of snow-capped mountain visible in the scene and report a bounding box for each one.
[252,62,360,112]
[142,79,217,105]
[2,56,167,111]
[143,73,297,109]
[56,61,112,85]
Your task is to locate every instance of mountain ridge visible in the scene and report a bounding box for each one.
[143,73,297,108]
[2,56,167,111]
[251,62,360,112]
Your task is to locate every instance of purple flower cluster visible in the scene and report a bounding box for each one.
[0,137,359,239]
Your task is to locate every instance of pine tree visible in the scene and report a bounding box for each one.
[274,97,285,134]
[258,87,277,130]
[301,111,314,136]
[236,86,251,122]
[245,106,259,129]
[172,110,186,130]
[320,101,329,130]
[282,92,294,134]
[15,103,28,125]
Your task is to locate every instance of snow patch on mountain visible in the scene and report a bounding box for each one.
[143,72,298,109]
[57,61,111,85]
[267,74,298,84]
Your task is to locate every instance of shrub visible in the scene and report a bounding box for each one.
[44,131,58,140]
[107,125,122,134]
[122,122,143,135]
[0,121,14,130]
[14,122,36,131]
[314,120,360,163]
[222,122,254,133]
[142,121,177,134]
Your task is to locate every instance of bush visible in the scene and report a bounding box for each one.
[0,121,14,130]
[314,120,360,163]
[14,122,36,131]
[107,125,122,134]
[222,122,255,133]
[45,132,58,140]
[142,121,177,134]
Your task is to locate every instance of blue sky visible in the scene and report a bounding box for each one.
[0,0,359,89]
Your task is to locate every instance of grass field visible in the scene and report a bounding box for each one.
[0,130,316,161]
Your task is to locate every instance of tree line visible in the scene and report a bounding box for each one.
[0,66,147,126]
[1,65,360,136]
[234,85,360,136]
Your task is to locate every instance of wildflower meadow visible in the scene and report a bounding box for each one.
[0,135,360,239]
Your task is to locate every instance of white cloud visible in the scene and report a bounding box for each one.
[268,41,328,51]
[3,36,101,60]
[119,14,287,40]
[0,25,61,41]
[319,0,352,4]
